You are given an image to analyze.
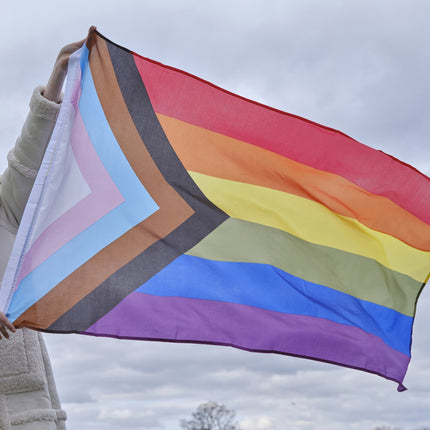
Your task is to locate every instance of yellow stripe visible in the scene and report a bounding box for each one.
[189,171,430,282]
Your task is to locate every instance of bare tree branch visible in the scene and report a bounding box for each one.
[181,401,239,430]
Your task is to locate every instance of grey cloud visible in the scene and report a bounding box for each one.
[3,1,430,429]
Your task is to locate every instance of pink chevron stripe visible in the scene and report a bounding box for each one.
[16,108,124,285]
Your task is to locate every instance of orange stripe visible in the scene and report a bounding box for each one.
[158,113,430,251]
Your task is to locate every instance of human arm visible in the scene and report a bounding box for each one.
[0,37,87,229]
[0,33,92,338]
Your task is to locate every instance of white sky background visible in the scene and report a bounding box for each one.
[1,1,430,429]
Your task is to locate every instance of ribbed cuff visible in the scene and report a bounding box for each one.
[7,149,38,180]
[10,408,67,425]
[29,85,62,122]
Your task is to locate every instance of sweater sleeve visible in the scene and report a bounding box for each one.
[0,86,61,232]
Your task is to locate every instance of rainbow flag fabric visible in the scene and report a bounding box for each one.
[1,31,429,391]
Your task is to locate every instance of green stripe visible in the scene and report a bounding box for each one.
[186,218,422,317]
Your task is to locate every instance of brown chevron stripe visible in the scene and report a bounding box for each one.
[44,32,228,332]
[16,34,195,329]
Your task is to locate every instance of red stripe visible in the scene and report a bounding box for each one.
[133,53,430,225]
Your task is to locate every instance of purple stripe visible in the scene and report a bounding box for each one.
[85,292,410,388]
[17,108,124,284]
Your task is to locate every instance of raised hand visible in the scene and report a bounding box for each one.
[0,311,16,339]
[43,26,97,103]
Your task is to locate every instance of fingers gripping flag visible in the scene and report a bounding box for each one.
[1,30,430,391]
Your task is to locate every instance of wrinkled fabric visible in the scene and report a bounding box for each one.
[0,86,66,430]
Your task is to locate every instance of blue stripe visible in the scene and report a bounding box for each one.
[8,47,159,321]
[137,255,413,356]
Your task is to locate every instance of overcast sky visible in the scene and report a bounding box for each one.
[1,1,430,429]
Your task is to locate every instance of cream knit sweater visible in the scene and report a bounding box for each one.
[0,87,67,429]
